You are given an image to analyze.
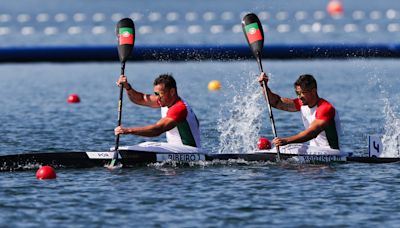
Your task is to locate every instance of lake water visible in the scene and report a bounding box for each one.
[1,0,400,227]
[0,59,400,227]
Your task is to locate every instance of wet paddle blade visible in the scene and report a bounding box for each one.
[242,13,264,59]
[116,18,135,63]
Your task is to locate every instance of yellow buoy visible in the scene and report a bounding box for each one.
[208,80,221,91]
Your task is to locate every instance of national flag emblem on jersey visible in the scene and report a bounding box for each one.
[118,27,134,45]
[245,23,262,44]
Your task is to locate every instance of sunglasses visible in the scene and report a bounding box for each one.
[295,89,312,96]
[154,92,160,96]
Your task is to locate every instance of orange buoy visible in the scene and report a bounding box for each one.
[67,94,80,103]
[36,166,57,180]
[327,0,344,16]
[257,137,271,150]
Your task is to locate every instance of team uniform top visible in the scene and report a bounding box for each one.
[293,98,341,149]
[161,99,201,148]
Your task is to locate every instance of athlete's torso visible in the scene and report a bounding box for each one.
[161,99,201,148]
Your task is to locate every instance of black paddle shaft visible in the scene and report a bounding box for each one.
[242,13,281,160]
[114,62,126,152]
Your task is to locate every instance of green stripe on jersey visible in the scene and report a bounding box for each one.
[177,120,197,147]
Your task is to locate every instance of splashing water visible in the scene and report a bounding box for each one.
[217,73,265,154]
[369,72,400,157]
[381,97,400,157]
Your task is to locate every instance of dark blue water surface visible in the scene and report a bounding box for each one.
[1,0,400,227]
[0,60,399,227]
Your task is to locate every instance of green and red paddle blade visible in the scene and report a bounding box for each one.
[242,13,264,59]
[116,18,135,63]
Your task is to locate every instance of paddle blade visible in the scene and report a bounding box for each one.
[242,13,264,59]
[116,18,135,62]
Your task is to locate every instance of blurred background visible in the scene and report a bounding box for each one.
[0,0,399,47]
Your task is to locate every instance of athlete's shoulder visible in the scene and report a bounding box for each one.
[167,99,188,122]
[293,98,303,111]
[316,98,335,120]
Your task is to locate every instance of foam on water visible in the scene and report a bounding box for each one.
[217,73,265,154]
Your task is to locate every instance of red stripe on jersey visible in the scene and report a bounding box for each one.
[166,100,187,122]
[315,99,335,121]
[293,98,302,111]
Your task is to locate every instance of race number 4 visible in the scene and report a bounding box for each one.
[368,135,383,158]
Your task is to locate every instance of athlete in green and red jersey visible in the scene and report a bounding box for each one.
[258,73,341,149]
[114,74,201,148]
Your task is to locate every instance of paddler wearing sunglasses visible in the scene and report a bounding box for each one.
[115,74,201,148]
[258,72,341,149]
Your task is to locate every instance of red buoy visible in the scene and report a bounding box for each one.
[257,137,272,150]
[67,94,80,103]
[327,0,344,16]
[36,166,57,180]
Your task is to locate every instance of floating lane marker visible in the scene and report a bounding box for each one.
[44,27,58,35]
[92,13,105,22]
[130,12,143,21]
[0,14,11,22]
[92,26,106,34]
[322,24,335,33]
[73,13,86,22]
[164,25,179,34]
[295,11,308,21]
[210,25,223,34]
[232,24,242,33]
[36,13,49,22]
[138,26,152,34]
[203,12,216,21]
[148,12,161,22]
[314,11,326,20]
[388,23,400,32]
[185,12,198,21]
[352,11,365,20]
[221,11,234,21]
[166,12,179,21]
[21,27,34,35]
[386,9,398,19]
[366,24,379,33]
[276,11,288,21]
[0,27,10,35]
[277,24,290,33]
[258,11,270,20]
[68,26,82,35]
[344,24,358,33]
[370,11,382,20]
[54,13,67,22]
[17,14,30,23]
[111,13,123,22]
[188,25,202,34]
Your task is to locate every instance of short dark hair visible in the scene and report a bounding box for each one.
[153,73,177,89]
[294,74,317,90]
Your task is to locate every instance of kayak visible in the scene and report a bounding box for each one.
[1,138,398,172]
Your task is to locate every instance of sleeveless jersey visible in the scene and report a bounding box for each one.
[293,98,341,149]
[161,99,201,148]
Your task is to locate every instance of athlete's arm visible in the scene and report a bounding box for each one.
[258,73,297,112]
[114,117,177,137]
[273,119,329,146]
[117,75,160,108]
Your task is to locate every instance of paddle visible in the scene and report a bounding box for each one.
[242,13,281,161]
[110,18,135,167]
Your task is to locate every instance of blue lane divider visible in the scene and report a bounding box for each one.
[0,44,399,62]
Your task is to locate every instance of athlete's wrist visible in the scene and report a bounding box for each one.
[125,83,132,91]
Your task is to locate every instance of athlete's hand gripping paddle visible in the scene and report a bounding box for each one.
[242,13,281,161]
[110,18,135,167]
